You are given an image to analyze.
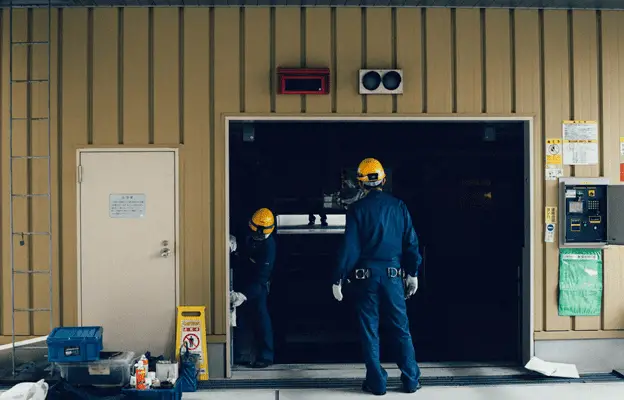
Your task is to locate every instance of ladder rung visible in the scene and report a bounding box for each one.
[12,41,49,45]
[11,117,49,121]
[11,79,49,84]
[12,232,50,236]
[11,194,50,198]
[14,308,50,312]
[11,156,50,160]
[14,270,50,274]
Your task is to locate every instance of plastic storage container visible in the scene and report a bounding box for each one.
[55,351,136,387]
[121,381,182,400]
[47,326,104,362]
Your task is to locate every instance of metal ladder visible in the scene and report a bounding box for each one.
[8,1,54,376]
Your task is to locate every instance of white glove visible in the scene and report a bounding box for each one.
[230,308,238,327]
[229,235,237,253]
[230,291,247,308]
[405,275,418,299]
[332,284,343,302]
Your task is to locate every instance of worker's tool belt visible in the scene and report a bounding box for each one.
[353,267,403,280]
[387,267,403,278]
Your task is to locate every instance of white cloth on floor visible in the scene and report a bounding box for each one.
[0,379,48,400]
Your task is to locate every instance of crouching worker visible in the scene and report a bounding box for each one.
[232,208,277,369]
[332,158,422,395]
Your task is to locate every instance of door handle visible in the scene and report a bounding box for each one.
[160,247,171,258]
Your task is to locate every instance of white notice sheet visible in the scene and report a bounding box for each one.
[562,121,599,165]
[563,121,599,165]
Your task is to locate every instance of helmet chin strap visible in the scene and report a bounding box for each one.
[252,233,269,241]
[359,177,386,191]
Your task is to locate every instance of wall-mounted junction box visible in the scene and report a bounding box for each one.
[559,177,624,248]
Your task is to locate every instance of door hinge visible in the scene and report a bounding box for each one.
[77,165,83,183]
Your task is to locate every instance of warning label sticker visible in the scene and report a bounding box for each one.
[546,138,563,165]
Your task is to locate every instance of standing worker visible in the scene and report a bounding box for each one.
[332,158,422,395]
[233,208,277,368]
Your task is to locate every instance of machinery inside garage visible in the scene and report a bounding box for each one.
[228,120,528,366]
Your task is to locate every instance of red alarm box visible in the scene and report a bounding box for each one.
[277,68,330,95]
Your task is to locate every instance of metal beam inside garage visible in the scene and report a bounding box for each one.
[2,0,624,9]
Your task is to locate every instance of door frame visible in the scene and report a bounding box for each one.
[75,148,181,326]
[224,115,535,378]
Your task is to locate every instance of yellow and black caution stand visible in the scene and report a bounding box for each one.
[175,306,209,380]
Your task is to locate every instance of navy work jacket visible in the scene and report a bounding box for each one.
[236,234,276,301]
[334,190,422,283]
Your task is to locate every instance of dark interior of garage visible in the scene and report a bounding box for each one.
[229,120,527,366]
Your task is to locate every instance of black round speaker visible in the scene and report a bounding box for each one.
[382,71,402,91]
[362,71,382,91]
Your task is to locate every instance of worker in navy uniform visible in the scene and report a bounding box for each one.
[332,158,422,396]
[232,208,277,369]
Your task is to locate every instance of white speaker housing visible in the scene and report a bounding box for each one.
[359,69,404,95]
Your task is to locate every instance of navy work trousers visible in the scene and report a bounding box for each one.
[354,274,421,393]
[234,288,274,364]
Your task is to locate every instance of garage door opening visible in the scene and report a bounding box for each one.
[228,119,530,368]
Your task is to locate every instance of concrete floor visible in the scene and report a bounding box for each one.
[183,382,624,399]
[0,381,621,399]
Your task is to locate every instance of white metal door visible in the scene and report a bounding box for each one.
[78,150,177,357]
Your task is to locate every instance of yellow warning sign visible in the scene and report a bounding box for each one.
[175,306,209,380]
[545,206,557,224]
[546,138,563,165]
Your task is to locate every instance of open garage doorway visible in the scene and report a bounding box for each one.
[227,118,533,371]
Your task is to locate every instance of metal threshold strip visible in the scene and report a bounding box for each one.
[199,373,624,390]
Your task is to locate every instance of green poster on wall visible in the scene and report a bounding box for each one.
[558,248,603,316]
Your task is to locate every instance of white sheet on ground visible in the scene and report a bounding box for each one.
[0,379,48,400]
[525,357,580,379]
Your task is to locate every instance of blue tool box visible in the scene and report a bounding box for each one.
[47,326,104,363]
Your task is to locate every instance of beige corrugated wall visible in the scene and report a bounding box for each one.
[2,6,624,345]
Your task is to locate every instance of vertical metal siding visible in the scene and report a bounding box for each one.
[2,6,624,341]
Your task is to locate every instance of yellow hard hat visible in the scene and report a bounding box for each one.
[357,158,386,187]
[249,208,275,236]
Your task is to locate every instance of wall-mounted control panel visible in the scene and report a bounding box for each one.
[559,177,624,248]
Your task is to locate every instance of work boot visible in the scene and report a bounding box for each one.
[320,215,328,227]
[403,382,422,393]
[361,382,386,396]
[251,360,272,369]
[233,358,250,366]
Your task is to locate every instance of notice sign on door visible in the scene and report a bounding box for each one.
[109,194,146,218]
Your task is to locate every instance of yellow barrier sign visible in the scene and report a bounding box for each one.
[175,306,209,380]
